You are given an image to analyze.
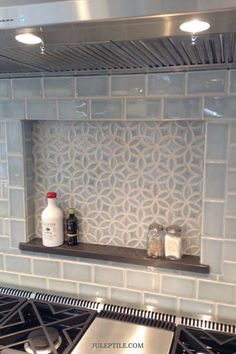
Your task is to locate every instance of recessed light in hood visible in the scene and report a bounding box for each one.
[15,33,42,44]
[179,19,210,33]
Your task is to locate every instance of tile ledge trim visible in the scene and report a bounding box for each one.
[19,238,210,274]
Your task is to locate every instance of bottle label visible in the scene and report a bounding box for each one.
[42,222,57,239]
[67,220,77,235]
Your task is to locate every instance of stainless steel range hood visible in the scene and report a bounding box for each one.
[1,0,236,77]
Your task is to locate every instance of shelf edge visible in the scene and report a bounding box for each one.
[19,238,210,274]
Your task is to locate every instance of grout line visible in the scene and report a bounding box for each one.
[41,78,44,98]
[224,260,236,264]
[203,198,225,203]
[108,75,111,97]
[29,257,33,274]
[201,236,225,241]
[24,99,28,120]
[160,97,164,119]
[145,73,148,97]
[2,254,6,271]
[73,77,76,98]
[176,297,180,312]
[123,98,127,120]
[226,69,230,95]
[59,261,63,279]
[10,79,13,99]
[215,303,219,318]
[224,213,236,219]
[55,99,59,120]
[88,98,92,120]
[201,96,205,120]
[226,191,236,196]
[184,72,188,96]
[107,286,111,299]
[141,292,144,305]
[31,259,35,274]
[91,264,95,283]
[196,278,199,299]
[159,274,163,293]
[201,120,208,218]
[76,282,80,296]
[124,269,127,288]
[205,159,227,164]
[225,215,236,220]
[224,121,231,245]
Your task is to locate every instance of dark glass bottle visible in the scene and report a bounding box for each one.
[66,208,78,246]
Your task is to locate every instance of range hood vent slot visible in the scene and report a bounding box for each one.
[1,33,236,77]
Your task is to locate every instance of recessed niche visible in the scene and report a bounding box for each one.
[20,120,208,273]
[26,120,204,253]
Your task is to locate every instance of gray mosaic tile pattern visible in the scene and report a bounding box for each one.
[33,121,204,254]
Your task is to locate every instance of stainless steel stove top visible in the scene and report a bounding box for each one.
[72,317,174,354]
[0,286,235,354]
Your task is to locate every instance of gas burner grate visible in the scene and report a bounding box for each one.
[0,299,96,354]
[34,292,100,310]
[0,294,27,326]
[181,316,236,334]
[99,304,176,331]
[170,325,236,354]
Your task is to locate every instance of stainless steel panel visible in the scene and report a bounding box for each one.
[0,0,236,30]
[72,317,174,354]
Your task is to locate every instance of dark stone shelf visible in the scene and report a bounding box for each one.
[19,238,210,273]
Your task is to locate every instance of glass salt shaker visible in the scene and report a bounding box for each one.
[164,225,182,260]
[147,223,164,258]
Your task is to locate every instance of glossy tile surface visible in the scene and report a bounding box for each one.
[187,71,226,94]
[44,77,74,97]
[164,97,201,119]
[126,98,161,119]
[77,76,108,97]
[148,73,185,96]
[206,123,228,160]
[12,78,42,98]
[112,75,145,96]
[91,99,123,119]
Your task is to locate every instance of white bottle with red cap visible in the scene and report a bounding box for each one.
[41,192,64,247]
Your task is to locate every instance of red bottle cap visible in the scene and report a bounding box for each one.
[46,192,57,198]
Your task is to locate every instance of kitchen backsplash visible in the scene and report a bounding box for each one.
[0,70,235,321]
[33,120,204,255]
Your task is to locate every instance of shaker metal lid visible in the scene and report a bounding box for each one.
[148,223,164,231]
[166,225,182,234]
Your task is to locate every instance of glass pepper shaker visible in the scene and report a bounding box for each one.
[147,223,164,258]
[164,225,182,260]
